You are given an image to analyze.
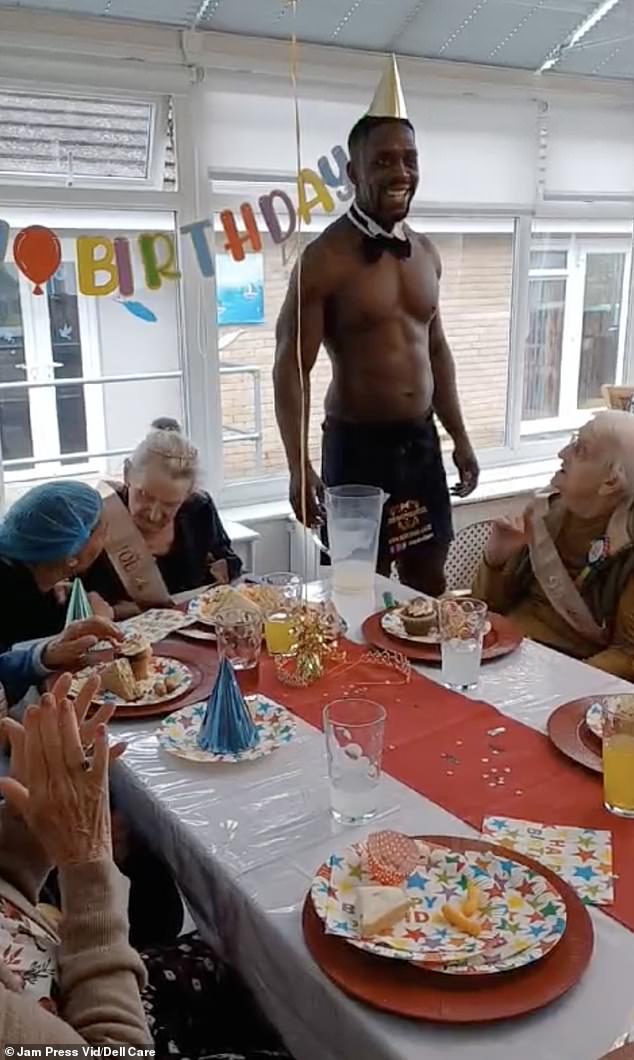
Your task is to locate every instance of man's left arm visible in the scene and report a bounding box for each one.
[425,241,479,497]
[587,574,634,680]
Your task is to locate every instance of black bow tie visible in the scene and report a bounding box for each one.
[362,233,412,264]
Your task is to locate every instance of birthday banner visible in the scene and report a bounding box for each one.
[0,144,352,300]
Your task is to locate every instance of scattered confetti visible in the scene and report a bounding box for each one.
[487,727,506,737]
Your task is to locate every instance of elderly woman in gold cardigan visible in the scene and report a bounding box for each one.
[473,411,634,679]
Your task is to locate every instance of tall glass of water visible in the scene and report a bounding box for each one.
[439,597,488,692]
[323,699,386,824]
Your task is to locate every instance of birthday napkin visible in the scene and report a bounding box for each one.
[482,815,613,905]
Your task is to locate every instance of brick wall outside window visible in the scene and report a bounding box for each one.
[218,230,513,482]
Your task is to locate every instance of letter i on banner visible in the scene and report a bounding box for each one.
[114,237,134,297]
[221,204,262,262]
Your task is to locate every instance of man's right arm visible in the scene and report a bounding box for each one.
[273,250,326,525]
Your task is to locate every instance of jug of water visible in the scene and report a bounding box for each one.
[324,485,388,593]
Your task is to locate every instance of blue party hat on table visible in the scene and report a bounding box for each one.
[197,657,260,754]
[64,577,93,627]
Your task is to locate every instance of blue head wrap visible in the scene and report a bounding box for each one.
[0,481,103,565]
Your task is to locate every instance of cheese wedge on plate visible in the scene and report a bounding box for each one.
[356,886,411,938]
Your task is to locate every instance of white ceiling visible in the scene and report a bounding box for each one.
[1,0,634,79]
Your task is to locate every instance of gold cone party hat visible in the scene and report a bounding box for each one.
[368,54,408,120]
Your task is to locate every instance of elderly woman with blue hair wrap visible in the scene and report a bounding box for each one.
[0,481,114,654]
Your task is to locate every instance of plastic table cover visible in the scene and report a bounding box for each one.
[112,576,634,1060]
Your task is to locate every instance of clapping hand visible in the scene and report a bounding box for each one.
[0,675,123,865]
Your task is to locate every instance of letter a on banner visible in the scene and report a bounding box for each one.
[297,168,335,224]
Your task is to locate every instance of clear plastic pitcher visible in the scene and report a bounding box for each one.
[324,485,388,593]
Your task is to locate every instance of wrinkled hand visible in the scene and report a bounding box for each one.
[290,465,325,528]
[451,441,480,498]
[43,617,124,671]
[1,673,126,790]
[88,591,114,621]
[485,508,532,568]
[0,685,115,866]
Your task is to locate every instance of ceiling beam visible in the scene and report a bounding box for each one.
[537,0,623,72]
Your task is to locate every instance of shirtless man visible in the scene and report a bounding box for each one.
[273,114,479,595]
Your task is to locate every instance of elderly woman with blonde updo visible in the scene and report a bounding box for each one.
[85,420,242,618]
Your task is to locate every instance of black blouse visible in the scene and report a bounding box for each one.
[84,486,243,605]
[0,557,66,651]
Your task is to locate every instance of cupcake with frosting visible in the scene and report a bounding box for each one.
[400,597,438,637]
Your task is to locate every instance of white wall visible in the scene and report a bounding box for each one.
[203,84,538,207]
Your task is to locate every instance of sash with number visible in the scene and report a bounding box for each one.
[528,493,608,646]
[97,481,172,608]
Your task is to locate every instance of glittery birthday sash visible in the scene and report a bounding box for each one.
[97,481,172,608]
[529,493,608,646]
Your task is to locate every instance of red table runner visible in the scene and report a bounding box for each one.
[257,640,634,932]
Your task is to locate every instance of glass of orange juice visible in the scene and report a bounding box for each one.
[603,696,634,818]
[262,573,302,656]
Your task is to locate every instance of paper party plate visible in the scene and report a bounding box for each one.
[158,695,296,763]
[71,656,192,709]
[311,841,566,973]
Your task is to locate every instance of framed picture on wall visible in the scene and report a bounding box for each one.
[216,252,265,326]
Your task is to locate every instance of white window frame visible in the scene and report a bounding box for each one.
[1,259,103,482]
[0,85,169,193]
[521,234,632,436]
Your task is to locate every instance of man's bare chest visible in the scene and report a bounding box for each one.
[327,253,439,333]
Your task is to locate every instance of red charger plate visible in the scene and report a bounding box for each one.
[302,834,593,1023]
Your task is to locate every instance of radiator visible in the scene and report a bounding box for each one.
[288,516,322,581]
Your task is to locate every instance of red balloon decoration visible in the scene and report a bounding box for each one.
[13,225,62,295]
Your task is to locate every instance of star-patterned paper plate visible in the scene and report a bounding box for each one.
[158,695,296,763]
[585,701,603,740]
[71,656,192,708]
[310,841,567,973]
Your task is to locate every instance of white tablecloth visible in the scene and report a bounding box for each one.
[112,577,634,1060]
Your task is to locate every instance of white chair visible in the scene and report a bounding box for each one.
[445,519,493,593]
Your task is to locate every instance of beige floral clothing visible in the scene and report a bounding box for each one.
[0,896,58,1013]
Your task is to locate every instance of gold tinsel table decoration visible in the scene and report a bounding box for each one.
[274,604,346,688]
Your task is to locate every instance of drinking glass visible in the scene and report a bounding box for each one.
[261,572,302,656]
[214,608,263,696]
[603,698,634,818]
[439,597,488,691]
[323,699,386,824]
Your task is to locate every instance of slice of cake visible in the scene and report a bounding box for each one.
[101,658,138,702]
[118,635,153,681]
[356,886,411,938]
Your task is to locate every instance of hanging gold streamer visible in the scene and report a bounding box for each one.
[288,0,310,595]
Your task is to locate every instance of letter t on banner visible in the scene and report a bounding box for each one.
[180,219,215,277]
